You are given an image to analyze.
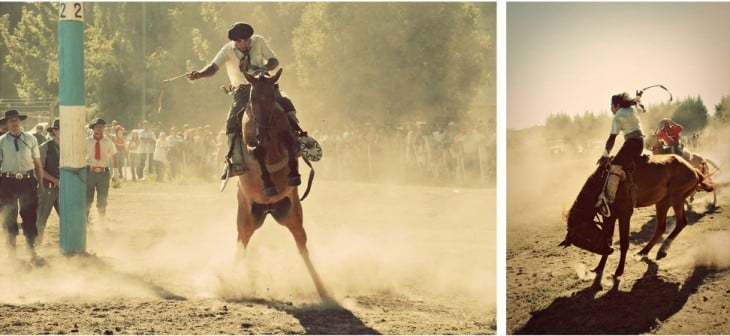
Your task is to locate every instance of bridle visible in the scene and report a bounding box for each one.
[246,75,277,145]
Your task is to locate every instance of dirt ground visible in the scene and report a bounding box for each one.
[507,138,730,334]
[0,177,495,334]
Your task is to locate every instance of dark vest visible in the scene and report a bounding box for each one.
[43,140,60,179]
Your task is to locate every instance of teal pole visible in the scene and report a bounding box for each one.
[58,2,87,254]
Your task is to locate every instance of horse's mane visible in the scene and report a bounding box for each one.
[566,162,608,225]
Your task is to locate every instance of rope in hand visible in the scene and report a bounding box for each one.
[157,72,192,114]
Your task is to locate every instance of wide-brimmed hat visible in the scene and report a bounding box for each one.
[1,109,28,123]
[88,118,106,129]
[47,118,60,131]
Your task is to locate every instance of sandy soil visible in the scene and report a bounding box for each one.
[0,177,495,334]
[507,139,730,334]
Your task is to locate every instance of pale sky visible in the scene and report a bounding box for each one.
[507,2,730,130]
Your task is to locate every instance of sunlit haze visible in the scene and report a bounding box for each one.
[507,2,730,130]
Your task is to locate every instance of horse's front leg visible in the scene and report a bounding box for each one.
[591,217,616,289]
[286,134,301,186]
[593,217,616,273]
[253,146,278,196]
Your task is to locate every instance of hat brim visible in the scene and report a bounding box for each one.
[89,123,104,129]
[0,115,27,123]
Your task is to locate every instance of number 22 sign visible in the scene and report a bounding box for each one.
[59,2,83,21]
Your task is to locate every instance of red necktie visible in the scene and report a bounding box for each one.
[95,140,101,160]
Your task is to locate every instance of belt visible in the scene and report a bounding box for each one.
[87,166,109,173]
[0,170,34,180]
[625,130,644,140]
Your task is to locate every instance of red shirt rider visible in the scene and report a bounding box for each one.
[656,120,683,146]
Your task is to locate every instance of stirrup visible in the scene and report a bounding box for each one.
[299,135,323,162]
[219,162,231,192]
[596,195,612,218]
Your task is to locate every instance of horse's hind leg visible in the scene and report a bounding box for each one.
[657,197,689,259]
[638,199,670,256]
[274,197,329,299]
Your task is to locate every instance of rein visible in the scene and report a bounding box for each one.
[246,75,315,202]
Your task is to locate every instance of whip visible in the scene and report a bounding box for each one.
[157,72,192,114]
[635,84,673,112]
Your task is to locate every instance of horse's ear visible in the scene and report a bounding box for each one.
[243,70,256,83]
[270,68,283,83]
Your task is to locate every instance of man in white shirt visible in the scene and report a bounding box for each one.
[137,120,156,179]
[0,109,44,262]
[187,22,316,181]
[86,118,118,227]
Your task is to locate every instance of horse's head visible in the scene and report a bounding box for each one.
[558,160,614,255]
[243,68,283,144]
[243,68,282,114]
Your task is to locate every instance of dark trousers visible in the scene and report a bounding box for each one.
[613,137,644,170]
[0,177,39,247]
[86,169,111,216]
[136,153,153,177]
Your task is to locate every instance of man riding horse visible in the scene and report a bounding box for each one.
[595,92,645,216]
[655,118,690,160]
[187,22,318,181]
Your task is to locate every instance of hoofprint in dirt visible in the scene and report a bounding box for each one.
[0,179,495,334]
[507,147,730,334]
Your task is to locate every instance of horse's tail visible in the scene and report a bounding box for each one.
[695,168,715,192]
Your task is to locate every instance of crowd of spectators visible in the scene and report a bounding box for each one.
[28,117,495,187]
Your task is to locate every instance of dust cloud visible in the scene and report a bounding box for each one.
[688,231,730,270]
[0,178,495,315]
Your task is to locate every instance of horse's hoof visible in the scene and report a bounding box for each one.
[656,250,667,260]
[263,186,279,196]
[287,175,301,186]
[614,269,624,277]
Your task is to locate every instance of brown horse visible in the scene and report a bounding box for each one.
[559,154,714,286]
[646,133,720,206]
[235,68,328,299]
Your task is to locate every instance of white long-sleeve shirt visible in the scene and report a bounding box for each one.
[212,35,277,87]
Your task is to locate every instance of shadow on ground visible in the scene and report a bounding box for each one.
[515,261,713,334]
[228,297,380,335]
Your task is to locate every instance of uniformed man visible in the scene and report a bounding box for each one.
[86,118,117,227]
[0,109,44,261]
[36,118,61,245]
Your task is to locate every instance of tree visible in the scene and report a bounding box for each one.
[715,95,730,125]
[671,96,708,133]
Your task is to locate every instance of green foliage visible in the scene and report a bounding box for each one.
[1,2,494,130]
[715,95,730,124]
[0,3,58,99]
[670,96,708,133]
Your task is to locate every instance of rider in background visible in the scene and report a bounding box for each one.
[655,118,686,158]
[596,92,645,215]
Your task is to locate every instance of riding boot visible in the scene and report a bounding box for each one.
[221,134,248,180]
[288,111,323,162]
[596,165,626,213]
[286,111,304,136]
